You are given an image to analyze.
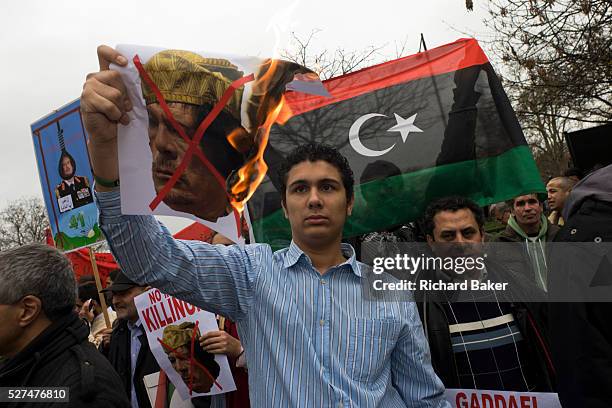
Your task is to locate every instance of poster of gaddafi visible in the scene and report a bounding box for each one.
[31,99,104,251]
[113,44,326,244]
[135,288,236,399]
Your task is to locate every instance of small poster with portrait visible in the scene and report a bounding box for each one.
[31,99,105,251]
[112,44,326,244]
[135,288,236,399]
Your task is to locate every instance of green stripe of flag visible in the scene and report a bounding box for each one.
[252,145,544,247]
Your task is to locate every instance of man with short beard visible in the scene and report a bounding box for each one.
[416,196,555,392]
[496,193,559,291]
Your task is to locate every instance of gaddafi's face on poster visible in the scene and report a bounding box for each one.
[147,101,240,222]
[136,48,321,227]
[141,50,247,223]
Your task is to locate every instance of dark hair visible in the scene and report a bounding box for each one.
[423,196,485,236]
[78,282,99,304]
[277,143,354,203]
[58,151,76,180]
[506,193,542,208]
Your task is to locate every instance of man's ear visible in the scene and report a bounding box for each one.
[281,200,289,219]
[346,195,354,216]
[18,295,44,328]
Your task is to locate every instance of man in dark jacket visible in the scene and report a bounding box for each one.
[417,196,555,391]
[0,243,129,407]
[548,164,612,408]
[496,193,559,292]
[100,271,159,408]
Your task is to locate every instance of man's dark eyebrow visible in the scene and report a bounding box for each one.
[318,178,341,185]
[288,178,341,188]
[288,179,308,189]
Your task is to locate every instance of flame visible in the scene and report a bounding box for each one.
[228,96,285,213]
[226,128,243,151]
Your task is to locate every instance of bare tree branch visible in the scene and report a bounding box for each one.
[0,197,50,250]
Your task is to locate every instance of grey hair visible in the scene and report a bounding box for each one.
[0,243,77,320]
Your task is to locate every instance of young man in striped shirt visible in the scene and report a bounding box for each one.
[82,45,449,408]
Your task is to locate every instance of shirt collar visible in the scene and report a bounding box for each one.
[127,318,142,333]
[283,240,362,277]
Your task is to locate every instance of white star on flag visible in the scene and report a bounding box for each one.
[386,113,423,142]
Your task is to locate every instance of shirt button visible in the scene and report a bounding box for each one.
[320,319,325,326]
[320,279,326,284]
[337,403,343,408]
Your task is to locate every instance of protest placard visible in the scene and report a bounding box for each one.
[31,99,105,251]
[445,388,561,408]
[112,44,323,244]
[135,288,236,399]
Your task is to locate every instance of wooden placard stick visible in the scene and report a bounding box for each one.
[88,247,111,328]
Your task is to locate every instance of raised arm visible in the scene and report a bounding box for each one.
[81,45,130,191]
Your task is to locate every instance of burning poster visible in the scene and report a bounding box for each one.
[31,99,105,251]
[113,45,324,244]
[135,288,236,399]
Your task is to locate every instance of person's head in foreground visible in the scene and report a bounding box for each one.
[101,270,147,323]
[141,50,247,222]
[0,243,76,358]
[546,176,576,213]
[424,196,485,267]
[508,193,544,235]
[162,322,221,393]
[278,143,354,251]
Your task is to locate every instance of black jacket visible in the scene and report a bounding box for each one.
[415,259,556,392]
[104,319,159,408]
[549,196,612,408]
[418,298,556,391]
[0,312,129,408]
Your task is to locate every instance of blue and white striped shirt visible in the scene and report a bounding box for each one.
[97,190,448,408]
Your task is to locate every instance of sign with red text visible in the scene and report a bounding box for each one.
[445,389,561,408]
[135,288,236,399]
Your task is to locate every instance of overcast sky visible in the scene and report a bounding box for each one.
[0,0,490,233]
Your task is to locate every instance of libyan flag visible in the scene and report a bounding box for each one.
[247,38,544,247]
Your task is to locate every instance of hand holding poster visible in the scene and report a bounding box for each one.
[135,288,236,399]
[113,45,323,244]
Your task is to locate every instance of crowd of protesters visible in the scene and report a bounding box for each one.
[2,154,609,407]
[0,44,610,408]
